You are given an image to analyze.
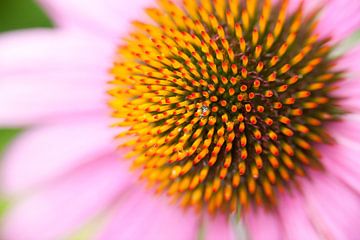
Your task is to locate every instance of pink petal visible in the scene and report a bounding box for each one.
[203,215,235,240]
[320,115,360,194]
[334,46,360,113]
[302,174,360,239]
[0,29,114,126]
[334,77,360,113]
[285,0,324,15]
[0,29,113,74]
[316,0,360,42]
[1,153,134,240]
[284,0,360,42]
[97,188,200,240]
[331,115,360,144]
[244,208,282,240]
[277,193,319,240]
[337,45,360,76]
[37,0,152,41]
[1,116,120,194]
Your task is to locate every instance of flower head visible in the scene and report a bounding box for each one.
[0,0,360,239]
[110,0,345,214]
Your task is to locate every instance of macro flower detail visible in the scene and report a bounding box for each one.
[0,0,359,239]
[110,0,343,213]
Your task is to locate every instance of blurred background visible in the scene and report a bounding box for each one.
[0,0,53,215]
[0,0,52,154]
[0,0,52,32]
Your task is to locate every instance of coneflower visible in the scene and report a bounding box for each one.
[0,0,359,239]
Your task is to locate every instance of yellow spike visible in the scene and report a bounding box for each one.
[183,0,198,19]
[214,0,226,21]
[280,64,291,74]
[198,6,210,25]
[255,155,263,168]
[217,26,226,39]
[255,45,262,58]
[290,7,303,33]
[260,0,272,34]
[279,167,290,181]
[194,148,209,164]
[224,184,233,201]
[199,167,209,182]
[213,178,221,192]
[189,175,200,190]
[267,72,277,82]
[238,161,246,175]
[252,29,259,45]
[204,184,213,202]
[266,33,275,50]
[286,32,297,45]
[235,23,243,39]
[248,178,256,194]
[251,165,259,178]
[168,181,180,195]
[259,16,266,34]
[179,177,191,192]
[215,188,224,208]
[242,10,250,31]
[219,168,228,179]
[300,65,315,75]
[230,195,238,212]
[274,20,283,38]
[191,187,202,205]
[227,48,235,62]
[246,0,257,19]
[267,168,276,184]
[262,179,273,197]
[278,43,288,57]
[226,11,235,30]
[145,8,174,28]
[240,38,246,52]
[268,155,279,168]
[229,0,240,18]
[201,0,212,12]
[296,151,310,165]
[158,0,185,22]
[215,50,224,61]
[274,0,289,37]
[209,15,219,30]
[239,186,248,206]
[295,138,311,150]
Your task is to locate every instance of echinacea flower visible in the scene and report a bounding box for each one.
[1,0,360,239]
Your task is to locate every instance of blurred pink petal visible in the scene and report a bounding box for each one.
[37,0,152,40]
[1,117,117,194]
[334,46,360,112]
[245,209,282,240]
[338,45,360,76]
[320,115,360,194]
[317,0,360,42]
[0,29,113,126]
[97,188,200,240]
[1,153,134,240]
[203,215,235,240]
[277,193,319,240]
[303,174,360,239]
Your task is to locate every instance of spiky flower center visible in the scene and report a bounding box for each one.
[109,0,343,214]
